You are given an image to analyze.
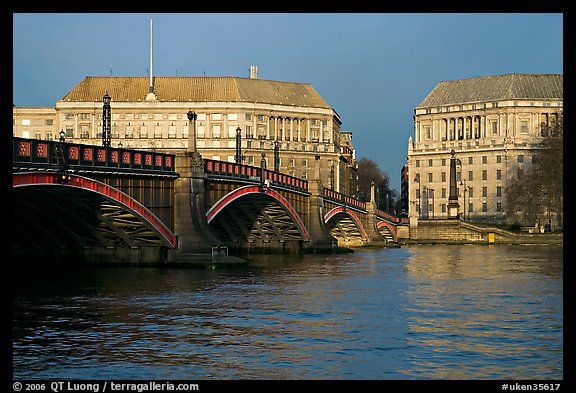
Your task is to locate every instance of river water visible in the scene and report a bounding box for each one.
[12,245,563,380]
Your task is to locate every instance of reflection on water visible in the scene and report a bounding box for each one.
[12,245,562,379]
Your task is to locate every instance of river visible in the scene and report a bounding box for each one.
[12,244,563,380]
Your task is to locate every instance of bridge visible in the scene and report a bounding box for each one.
[12,137,407,264]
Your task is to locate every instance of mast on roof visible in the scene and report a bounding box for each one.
[146,18,157,101]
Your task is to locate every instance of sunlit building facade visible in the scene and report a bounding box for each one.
[407,73,563,224]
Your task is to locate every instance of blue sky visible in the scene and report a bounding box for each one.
[12,13,563,192]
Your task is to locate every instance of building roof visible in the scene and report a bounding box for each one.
[417,73,563,108]
[60,76,332,109]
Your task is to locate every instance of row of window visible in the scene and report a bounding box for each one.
[59,112,331,124]
[417,201,503,214]
[415,154,529,167]
[415,185,503,199]
[415,166,528,184]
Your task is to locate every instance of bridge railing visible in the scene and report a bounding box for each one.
[205,159,309,193]
[323,188,367,211]
[13,137,176,173]
[375,208,409,224]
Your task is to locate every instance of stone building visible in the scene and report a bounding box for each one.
[406,73,563,225]
[13,71,357,194]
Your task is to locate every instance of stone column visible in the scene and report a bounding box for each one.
[171,151,219,258]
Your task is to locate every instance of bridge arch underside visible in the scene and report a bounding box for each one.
[324,208,368,247]
[12,184,173,264]
[376,220,398,242]
[208,191,308,254]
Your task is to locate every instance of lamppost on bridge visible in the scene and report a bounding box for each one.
[102,93,112,147]
[235,126,242,163]
[329,162,334,190]
[273,139,280,172]
[59,130,66,143]
[260,153,270,190]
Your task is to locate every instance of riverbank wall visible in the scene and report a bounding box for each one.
[404,218,563,245]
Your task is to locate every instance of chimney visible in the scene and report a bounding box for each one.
[249,65,259,79]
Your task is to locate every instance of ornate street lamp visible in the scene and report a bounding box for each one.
[274,139,280,172]
[102,93,111,147]
[235,126,242,163]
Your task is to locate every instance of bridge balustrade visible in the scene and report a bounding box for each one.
[13,137,176,174]
[323,188,366,211]
[375,209,409,224]
[205,159,308,194]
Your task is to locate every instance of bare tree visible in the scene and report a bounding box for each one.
[505,112,563,230]
[356,157,399,214]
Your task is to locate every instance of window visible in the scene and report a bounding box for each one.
[468,171,473,181]
[482,202,488,212]
[302,158,308,167]
[496,186,502,197]
[496,202,502,212]
[442,159,446,166]
[441,188,446,198]
[212,125,221,138]
[468,157,473,165]
[482,187,487,197]
[517,155,524,163]
[416,160,420,167]
[491,121,498,134]
[482,156,487,164]
[441,172,446,182]
[246,125,253,139]
[496,155,502,163]
[468,187,474,198]
[246,113,252,121]
[496,169,502,180]
[521,119,530,134]
[22,119,31,126]
[425,127,431,139]
[46,119,53,126]
[482,170,487,180]
[428,173,433,182]
[428,159,433,167]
